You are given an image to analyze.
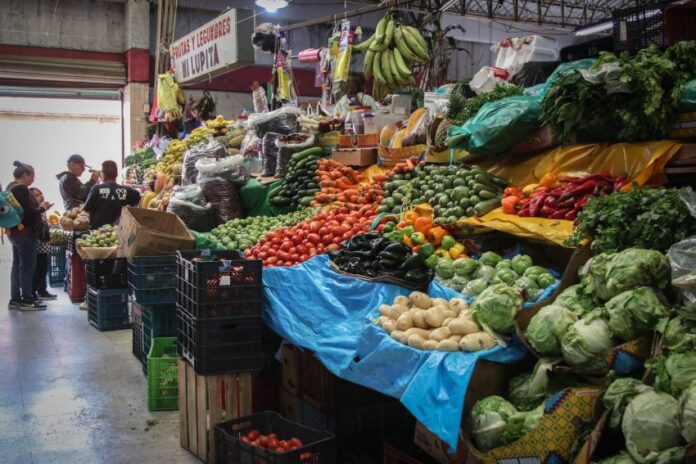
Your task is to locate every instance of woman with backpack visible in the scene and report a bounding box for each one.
[7,161,53,310]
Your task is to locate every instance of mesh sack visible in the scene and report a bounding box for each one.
[181,138,227,185]
[262,132,281,177]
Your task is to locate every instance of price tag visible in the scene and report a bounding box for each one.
[219,275,231,286]
[201,249,211,257]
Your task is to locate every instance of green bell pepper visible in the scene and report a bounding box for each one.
[419,242,436,257]
[441,235,456,250]
[425,254,439,268]
[411,232,427,245]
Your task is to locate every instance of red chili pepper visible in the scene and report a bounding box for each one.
[575,195,591,209]
[544,196,559,207]
[529,193,547,216]
[559,179,598,201]
[541,205,556,217]
[517,206,531,217]
[614,176,629,190]
[550,208,571,219]
[557,176,584,185]
[565,207,580,220]
[558,197,576,209]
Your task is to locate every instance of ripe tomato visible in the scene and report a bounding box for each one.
[335,213,347,222]
[258,436,269,448]
[241,436,251,444]
[280,241,292,252]
[327,243,340,251]
[296,244,308,255]
[257,251,268,260]
[243,249,252,257]
[300,452,312,460]
[308,248,318,257]
[318,227,328,236]
[268,433,278,440]
[291,253,300,262]
[267,437,279,449]
[251,439,260,447]
[290,437,303,448]
[275,260,284,266]
[307,233,320,245]
[247,430,260,441]
[271,237,283,246]
[309,221,321,233]
[278,251,291,262]
[317,245,325,253]
[322,234,334,246]
[278,440,290,451]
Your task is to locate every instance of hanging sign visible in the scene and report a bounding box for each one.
[170,9,254,84]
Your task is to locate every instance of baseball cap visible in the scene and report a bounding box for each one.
[67,154,90,168]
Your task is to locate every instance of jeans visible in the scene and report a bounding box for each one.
[9,232,37,303]
[33,252,48,294]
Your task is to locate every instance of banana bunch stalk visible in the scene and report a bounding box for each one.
[354,14,430,94]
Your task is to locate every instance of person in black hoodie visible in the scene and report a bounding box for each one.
[83,160,140,230]
[56,154,100,210]
[7,161,53,310]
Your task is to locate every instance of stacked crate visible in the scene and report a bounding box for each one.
[85,258,129,331]
[48,245,67,287]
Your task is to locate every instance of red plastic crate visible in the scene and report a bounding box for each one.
[66,250,86,303]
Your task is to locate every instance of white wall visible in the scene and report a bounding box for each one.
[0,97,123,210]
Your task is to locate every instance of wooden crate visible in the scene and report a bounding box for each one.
[178,359,252,463]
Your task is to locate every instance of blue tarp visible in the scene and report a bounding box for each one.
[262,255,531,450]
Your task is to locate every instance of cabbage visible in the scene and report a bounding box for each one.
[536,272,557,289]
[679,380,696,443]
[496,259,513,271]
[471,283,524,334]
[554,284,599,318]
[493,268,518,286]
[591,452,637,464]
[449,275,469,292]
[580,252,616,301]
[526,304,577,355]
[623,389,684,463]
[511,254,533,275]
[662,315,696,353]
[603,378,650,428]
[560,315,615,366]
[605,287,670,342]
[479,251,502,267]
[500,403,544,444]
[469,396,517,451]
[508,358,564,411]
[652,352,696,397]
[605,248,671,298]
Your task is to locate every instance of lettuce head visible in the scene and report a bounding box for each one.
[469,395,517,451]
[526,304,577,355]
[560,314,615,366]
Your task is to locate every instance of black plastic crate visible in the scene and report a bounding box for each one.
[612,2,670,55]
[85,258,128,290]
[176,250,262,319]
[87,286,130,331]
[49,245,67,286]
[132,305,145,370]
[214,411,336,464]
[128,255,177,290]
[560,36,613,62]
[177,307,265,375]
[142,303,178,338]
[131,285,177,306]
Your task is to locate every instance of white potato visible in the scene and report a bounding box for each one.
[430,326,452,342]
[379,305,392,317]
[394,295,412,308]
[405,327,431,339]
[449,334,463,343]
[459,332,497,352]
[442,318,454,327]
[432,298,449,307]
[410,291,433,309]
[425,307,446,328]
[407,334,426,350]
[437,339,460,352]
[449,298,469,314]
[413,310,429,329]
[423,340,439,351]
[390,304,410,320]
[391,330,407,344]
[442,309,457,320]
[382,320,396,334]
[376,316,390,326]
[458,309,473,320]
[396,312,414,331]
[448,319,480,335]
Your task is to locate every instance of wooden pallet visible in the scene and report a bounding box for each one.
[178,359,252,463]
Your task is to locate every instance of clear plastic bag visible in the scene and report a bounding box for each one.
[240,130,261,157]
[196,155,249,185]
[248,107,301,138]
[667,188,696,310]
[181,137,227,186]
[262,132,281,177]
[199,176,245,225]
[170,184,207,206]
[275,133,315,177]
[167,197,216,232]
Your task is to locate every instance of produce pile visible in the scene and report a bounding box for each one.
[329,232,434,286]
[381,213,468,261]
[204,115,232,136]
[378,163,507,225]
[208,208,318,251]
[59,207,90,231]
[156,127,213,175]
[238,429,312,458]
[268,147,322,210]
[374,292,498,352]
[435,252,557,302]
[567,187,696,253]
[49,229,68,246]
[312,158,366,205]
[76,225,119,248]
[502,172,628,220]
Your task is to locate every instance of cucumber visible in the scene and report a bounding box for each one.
[472,182,498,194]
[473,199,501,216]
[296,155,320,169]
[299,196,315,206]
[291,146,322,162]
[268,184,284,198]
[479,190,498,200]
[269,196,292,206]
[305,188,319,196]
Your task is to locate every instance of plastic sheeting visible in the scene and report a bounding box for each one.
[263,255,527,451]
[461,210,575,246]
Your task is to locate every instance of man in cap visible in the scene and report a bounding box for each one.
[56,154,100,210]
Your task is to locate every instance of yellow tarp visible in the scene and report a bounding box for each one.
[461,209,575,246]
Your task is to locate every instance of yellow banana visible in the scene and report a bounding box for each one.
[353,33,375,52]
[372,51,386,85]
[403,26,430,61]
[394,25,421,65]
[381,49,394,86]
[384,18,395,48]
[364,50,375,78]
[392,47,412,78]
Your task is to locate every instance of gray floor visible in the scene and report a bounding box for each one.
[0,245,198,464]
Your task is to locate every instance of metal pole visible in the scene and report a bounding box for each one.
[279,0,412,32]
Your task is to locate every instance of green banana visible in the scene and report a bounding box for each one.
[353,33,375,52]
[372,51,387,85]
[392,47,412,78]
[384,18,395,48]
[394,25,421,65]
[364,50,375,78]
[373,16,388,44]
[381,49,394,86]
[403,26,430,61]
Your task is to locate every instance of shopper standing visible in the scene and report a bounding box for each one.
[30,187,57,301]
[56,154,100,210]
[7,162,53,310]
[83,161,140,230]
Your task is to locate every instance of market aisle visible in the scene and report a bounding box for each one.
[0,244,197,464]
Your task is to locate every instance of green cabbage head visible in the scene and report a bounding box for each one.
[469,395,517,451]
[526,304,577,355]
[471,283,524,334]
[679,380,696,444]
[560,314,614,366]
[605,287,670,342]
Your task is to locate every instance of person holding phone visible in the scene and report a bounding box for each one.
[30,187,57,301]
[56,154,100,210]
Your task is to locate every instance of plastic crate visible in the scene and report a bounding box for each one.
[142,303,177,338]
[214,411,336,464]
[132,305,144,363]
[87,286,130,331]
[612,2,671,55]
[67,250,86,303]
[147,337,179,411]
[177,308,265,375]
[665,0,696,45]
[298,399,411,438]
[85,258,128,290]
[176,250,263,319]
[383,441,439,464]
[128,256,177,302]
[48,245,67,286]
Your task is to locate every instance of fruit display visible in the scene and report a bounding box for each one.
[76,225,119,248]
[434,251,557,301]
[380,108,429,150]
[205,115,232,136]
[374,292,499,352]
[156,127,213,175]
[209,208,319,250]
[49,229,68,246]
[245,205,379,267]
[239,429,310,457]
[268,147,323,210]
[502,172,629,220]
[378,163,507,225]
[60,207,89,231]
[354,13,431,94]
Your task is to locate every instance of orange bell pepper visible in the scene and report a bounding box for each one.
[539,173,558,188]
[413,216,433,235]
[501,195,520,214]
[402,235,414,247]
[427,226,448,247]
[403,211,419,225]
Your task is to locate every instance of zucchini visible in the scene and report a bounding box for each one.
[473,199,501,216]
[268,184,284,198]
[299,196,315,206]
[269,196,292,206]
[291,146,322,162]
[472,182,498,194]
[479,190,498,200]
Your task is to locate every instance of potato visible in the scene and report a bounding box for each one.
[413,310,429,329]
[390,304,410,320]
[442,318,454,327]
[423,340,438,351]
[449,334,463,343]
[449,298,469,314]
[394,295,412,308]
[442,309,457,320]
[448,319,480,336]
[405,327,431,339]
[459,332,497,352]
[430,326,452,342]
[379,305,392,317]
[432,298,449,307]
[382,320,396,334]
[437,339,459,352]
[396,312,414,331]
[407,334,426,350]
[410,291,433,309]
[458,309,473,320]
[425,307,446,328]
[391,330,407,344]
[376,316,390,326]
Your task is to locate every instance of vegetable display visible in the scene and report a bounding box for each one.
[374,292,498,352]
[60,207,90,231]
[328,232,434,286]
[239,429,311,458]
[502,172,628,220]
[209,208,318,251]
[468,395,544,452]
[49,229,68,246]
[76,225,118,248]
[451,84,524,125]
[268,147,323,210]
[566,187,696,253]
[378,163,507,225]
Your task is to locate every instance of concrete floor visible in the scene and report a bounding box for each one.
[0,245,199,464]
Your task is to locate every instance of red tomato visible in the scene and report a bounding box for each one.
[243,249,252,257]
[322,234,334,246]
[327,243,340,251]
[335,213,347,222]
[261,244,271,253]
[289,247,298,255]
[279,440,290,451]
[271,237,283,246]
[267,437,279,449]
[342,231,352,241]
[268,433,278,440]
[257,251,268,260]
[296,244,308,255]
[291,253,300,262]
[258,436,269,448]
[307,233,320,245]
[318,227,328,236]
[300,452,312,460]
[317,245,325,253]
[308,248,318,257]
[280,241,292,252]
[290,437,303,448]
[284,262,294,267]
[247,430,260,441]
[377,224,385,232]
[299,254,309,262]
[276,260,284,266]
[309,221,321,233]
[266,256,278,264]
[278,251,291,262]
[241,436,251,443]
[251,440,260,447]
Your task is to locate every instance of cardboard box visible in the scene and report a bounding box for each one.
[413,422,470,464]
[280,343,300,396]
[279,387,300,422]
[118,207,195,259]
[331,148,378,167]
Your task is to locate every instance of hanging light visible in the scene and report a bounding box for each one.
[255,0,289,13]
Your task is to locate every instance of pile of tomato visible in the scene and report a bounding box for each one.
[245,205,379,267]
[239,430,312,459]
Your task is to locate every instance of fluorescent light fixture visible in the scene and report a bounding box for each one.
[575,21,612,36]
[256,0,288,13]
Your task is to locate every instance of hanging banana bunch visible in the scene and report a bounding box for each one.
[353,13,430,95]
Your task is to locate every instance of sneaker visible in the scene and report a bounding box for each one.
[19,300,47,311]
[79,302,88,311]
[37,291,57,300]
[8,300,21,310]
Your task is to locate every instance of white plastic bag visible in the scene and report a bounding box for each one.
[667,188,696,310]
[493,36,560,78]
[469,66,512,95]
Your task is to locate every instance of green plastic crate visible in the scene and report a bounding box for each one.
[147,337,179,411]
